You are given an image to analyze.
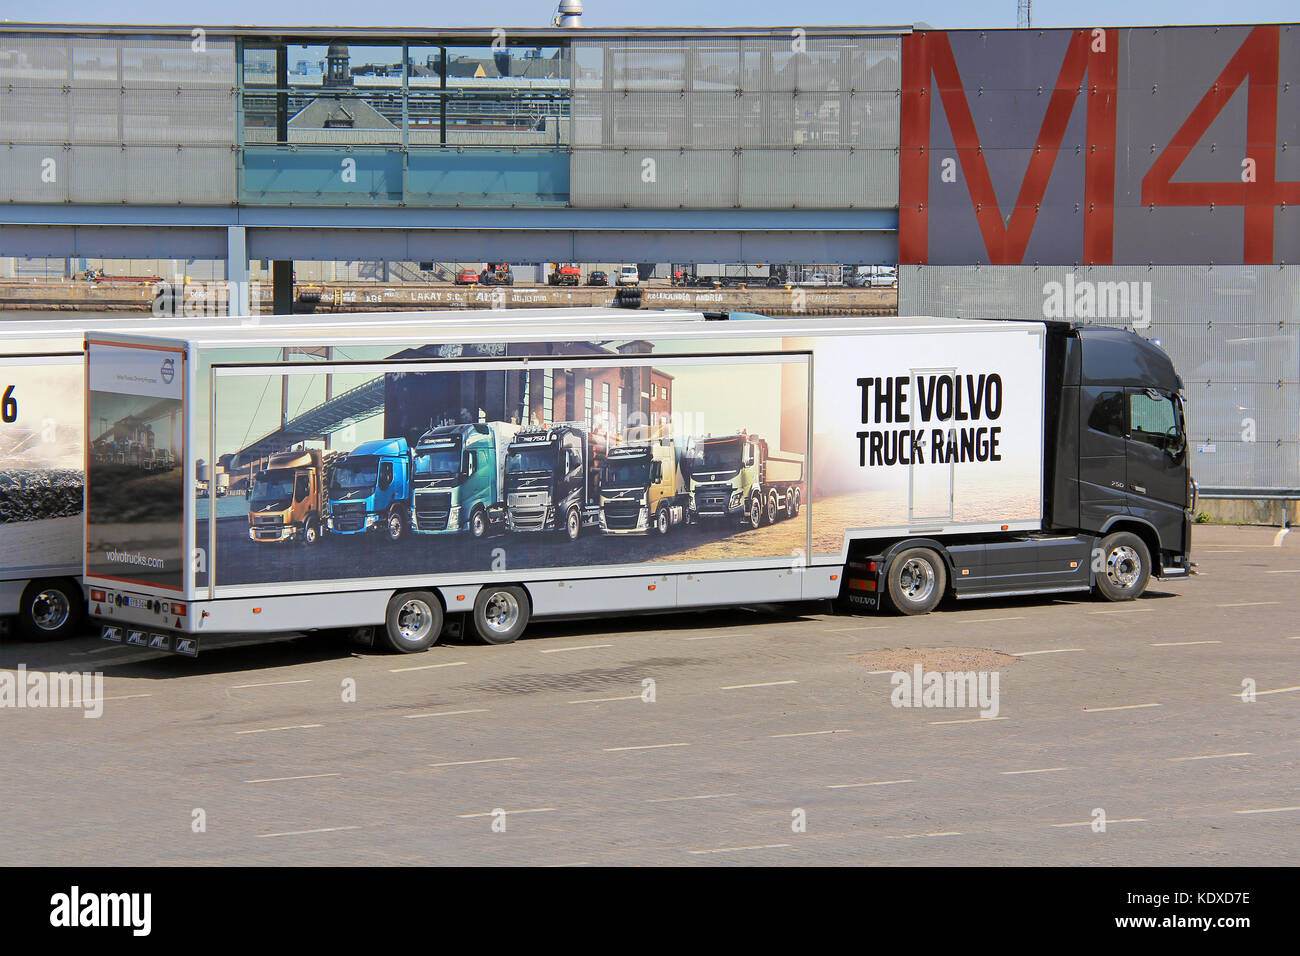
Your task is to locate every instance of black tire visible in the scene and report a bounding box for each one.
[561,505,582,541]
[382,590,444,653]
[301,515,320,546]
[885,547,947,615]
[17,579,83,642]
[385,505,405,542]
[1094,531,1151,601]
[766,489,780,524]
[473,585,530,645]
[787,486,801,519]
[742,493,763,529]
[654,504,670,535]
[469,507,488,539]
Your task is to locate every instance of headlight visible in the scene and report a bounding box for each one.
[448,506,461,526]
[365,514,376,528]
[248,528,255,540]
[326,517,334,529]
[730,492,742,508]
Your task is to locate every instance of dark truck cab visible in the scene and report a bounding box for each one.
[846,325,1194,614]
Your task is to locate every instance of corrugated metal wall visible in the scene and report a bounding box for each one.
[900,265,1300,491]
[0,34,237,204]
[570,35,900,209]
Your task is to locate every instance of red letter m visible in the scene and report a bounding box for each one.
[900,30,1117,265]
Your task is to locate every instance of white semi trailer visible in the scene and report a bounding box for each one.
[1,308,710,640]
[82,312,1194,657]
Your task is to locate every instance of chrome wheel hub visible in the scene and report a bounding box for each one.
[1106,546,1141,589]
[483,592,520,634]
[898,558,935,603]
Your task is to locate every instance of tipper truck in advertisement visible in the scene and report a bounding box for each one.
[412,422,519,537]
[83,312,1195,657]
[505,423,600,539]
[686,432,804,529]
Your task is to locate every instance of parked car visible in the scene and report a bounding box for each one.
[616,266,640,287]
[455,269,479,285]
[587,270,609,286]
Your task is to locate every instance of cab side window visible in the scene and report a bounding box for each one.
[1129,390,1179,452]
[379,461,394,490]
[1088,391,1127,437]
[294,473,310,502]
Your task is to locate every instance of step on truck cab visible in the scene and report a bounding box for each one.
[326,437,413,541]
[505,423,600,539]
[686,431,804,529]
[248,448,326,545]
[600,432,688,535]
[411,422,520,537]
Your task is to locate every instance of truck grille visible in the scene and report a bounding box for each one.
[253,514,283,527]
[603,501,640,530]
[415,492,451,531]
[695,483,734,514]
[332,501,366,532]
[510,507,547,531]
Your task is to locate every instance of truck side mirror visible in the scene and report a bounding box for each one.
[463,451,475,477]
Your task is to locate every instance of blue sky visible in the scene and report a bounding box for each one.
[10,1,1298,30]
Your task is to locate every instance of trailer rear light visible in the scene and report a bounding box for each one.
[90,589,106,602]
[866,561,877,573]
[172,603,187,617]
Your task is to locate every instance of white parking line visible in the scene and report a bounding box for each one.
[540,644,613,654]
[428,757,519,768]
[230,679,312,689]
[404,709,489,719]
[866,669,896,674]
[1240,685,1300,697]
[1088,607,1151,615]
[389,661,467,673]
[569,694,641,704]
[1216,601,1280,608]
[769,729,851,738]
[1082,703,1161,713]
[603,742,690,752]
[647,793,737,803]
[245,773,342,784]
[887,831,962,839]
[1051,818,1147,828]
[1012,648,1084,656]
[1001,767,1071,775]
[956,616,1024,624]
[687,843,791,855]
[1264,569,1300,574]
[235,723,323,735]
[457,807,555,819]
[1167,752,1255,762]
[1150,640,1221,646]
[1233,806,1300,815]
[257,826,361,838]
[827,779,914,789]
[826,625,889,633]
[929,716,1008,724]
[720,680,798,690]
[99,694,153,702]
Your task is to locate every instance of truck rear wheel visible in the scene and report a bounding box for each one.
[18,579,83,642]
[766,489,780,524]
[885,548,947,615]
[787,487,801,519]
[473,586,530,644]
[382,590,443,652]
[1095,532,1151,601]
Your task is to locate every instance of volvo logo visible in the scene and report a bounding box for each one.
[160,357,176,384]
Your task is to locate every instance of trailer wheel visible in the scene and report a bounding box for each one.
[385,505,405,542]
[1095,531,1150,601]
[654,505,670,535]
[561,505,582,541]
[743,494,763,529]
[382,590,443,652]
[18,579,83,642]
[766,489,780,524]
[473,586,530,645]
[787,486,801,519]
[885,548,947,615]
[469,507,488,539]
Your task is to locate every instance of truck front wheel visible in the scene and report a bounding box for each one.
[473,586,530,644]
[562,505,582,541]
[655,505,670,535]
[885,547,947,615]
[385,506,405,542]
[18,579,83,641]
[469,507,487,539]
[301,516,320,546]
[743,494,763,529]
[382,590,443,652]
[1095,532,1151,601]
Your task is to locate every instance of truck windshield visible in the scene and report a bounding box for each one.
[507,447,552,474]
[695,438,742,472]
[250,469,295,508]
[605,458,649,487]
[332,456,379,495]
[415,448,460,480]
